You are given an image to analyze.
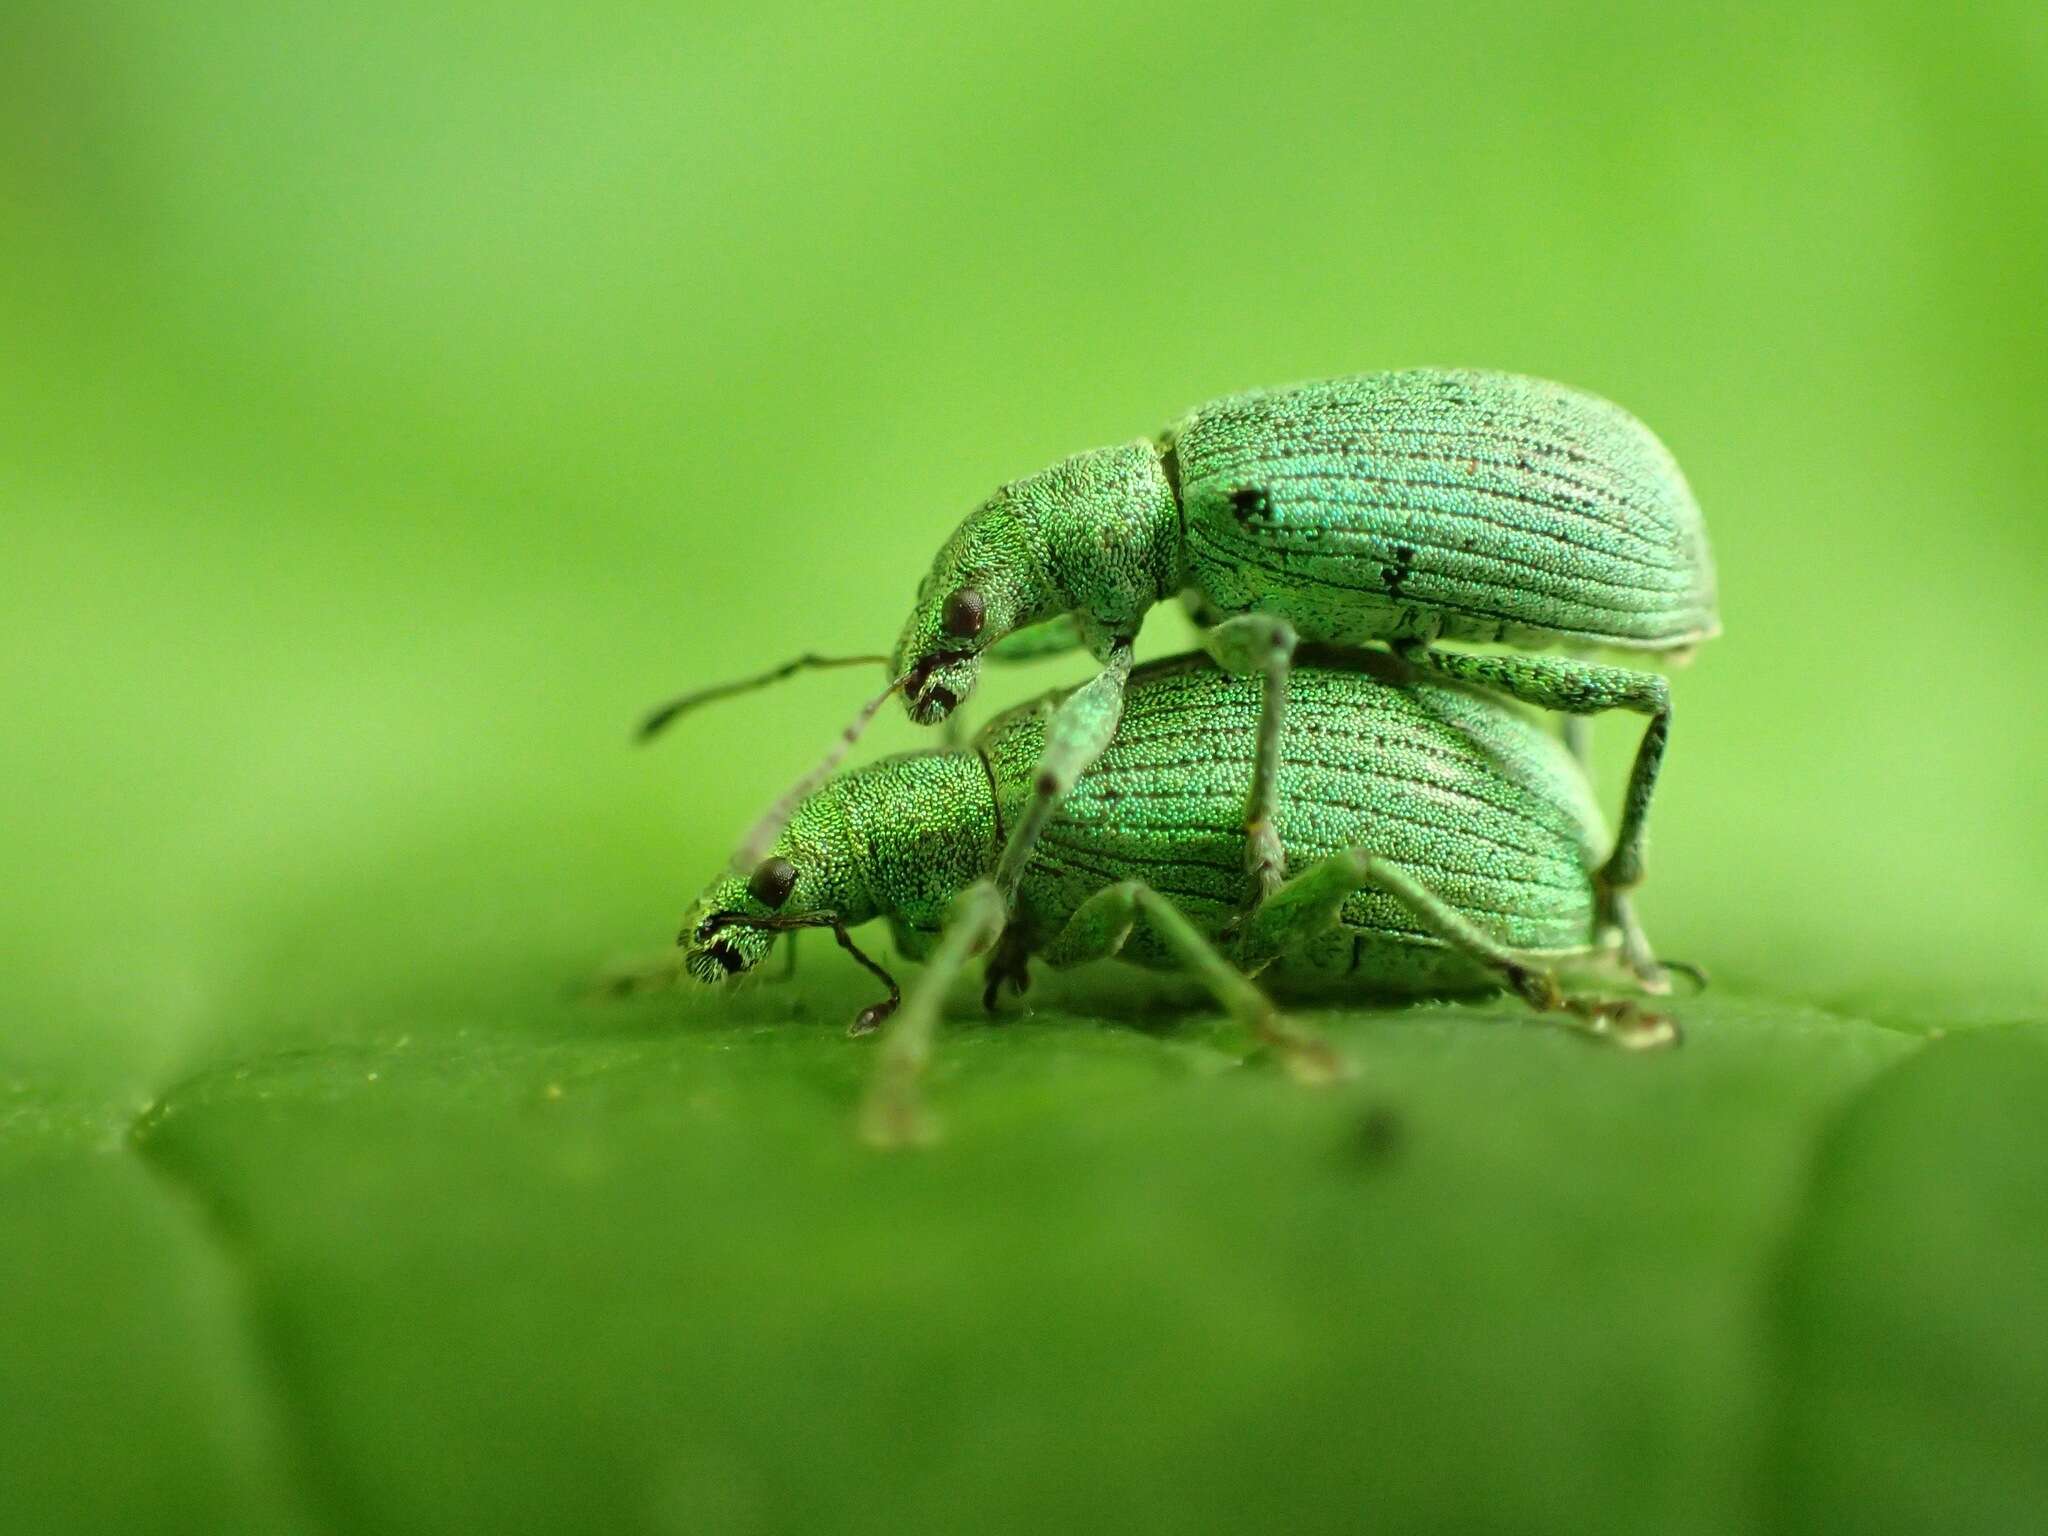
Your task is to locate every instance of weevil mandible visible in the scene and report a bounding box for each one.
[677,651,1680,1145]
[877,370,1717,990]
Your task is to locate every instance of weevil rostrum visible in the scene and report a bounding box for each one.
[676,651,1677,1145]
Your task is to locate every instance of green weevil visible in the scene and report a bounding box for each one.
[879,370,1717,989]
[657,370,1716,991]
[675,649,1678,1144]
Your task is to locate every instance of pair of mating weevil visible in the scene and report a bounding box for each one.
[647,370,1717,1141]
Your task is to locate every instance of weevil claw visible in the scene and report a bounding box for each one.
[848,996,899,1038]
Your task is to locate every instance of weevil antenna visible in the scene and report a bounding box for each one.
[727,665,919,871]
[635,653,892,743]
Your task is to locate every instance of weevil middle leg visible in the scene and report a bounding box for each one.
[1037,877,1344,1083]
[1198,613,1299,904]
[1389,642,1672,991]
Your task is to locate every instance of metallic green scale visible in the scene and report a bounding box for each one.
[1170,370,1716,650]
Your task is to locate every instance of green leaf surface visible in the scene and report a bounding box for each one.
[19,986,2048,1535]
[6,0,2046,1530]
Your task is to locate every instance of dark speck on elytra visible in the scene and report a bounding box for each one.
[1228,486,1271,522]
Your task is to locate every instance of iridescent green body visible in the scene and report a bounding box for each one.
[880,369,1715,992]
[890,370,1715,716]
[1169,371,1717,652]
[682,654,1608,1001]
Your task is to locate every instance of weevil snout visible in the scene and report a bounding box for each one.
[902,649,980,724]
[678,890,777,984]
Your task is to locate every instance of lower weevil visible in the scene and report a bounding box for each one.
[675,650,1679,1143]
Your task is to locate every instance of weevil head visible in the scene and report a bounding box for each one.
[678,791,878,985]
[891,443,1183,724]
[890,495,1051,724]
[678,749,1000,985]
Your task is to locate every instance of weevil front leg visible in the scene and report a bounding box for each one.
[1391,643,1671,991]
[1199,614,1298,904]
[991,643,1135,902]
[1235,848,1676,1050]
[1039,879,1345,1082]
[859,880,1008,1148]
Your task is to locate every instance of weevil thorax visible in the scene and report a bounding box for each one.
[892,441,1182,723]
[678,748,998,984]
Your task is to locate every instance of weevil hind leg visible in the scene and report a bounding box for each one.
[859,881,1008,1148]
[1199,613,1299,906]
[1391,643,1671,991]
[1236,847,1677,1051]
[1040,878,1345,1083]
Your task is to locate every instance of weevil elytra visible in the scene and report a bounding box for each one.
[875,371,1717,991]
[676,650,1678,1145]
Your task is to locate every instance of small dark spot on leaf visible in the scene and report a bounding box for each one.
[1346,1104,1406,1169]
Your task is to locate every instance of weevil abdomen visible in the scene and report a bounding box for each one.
[978,654,1606,997]
[1167,370,1718,650]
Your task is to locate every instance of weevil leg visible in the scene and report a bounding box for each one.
[991,644,1135,904]
[859,880,1007,1148]
[1391,643,1671,992]
[1236,848,1676,1050]
[1200,614,1299,905]
[1039,879,1345,1082]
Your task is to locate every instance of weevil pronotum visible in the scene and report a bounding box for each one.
[675,650,1679,1145]
[655,370,1716,992]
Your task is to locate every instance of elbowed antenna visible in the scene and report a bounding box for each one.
[727,663,920,873]
[635,653,892,743]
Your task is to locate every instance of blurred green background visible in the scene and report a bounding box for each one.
[3,1,2045,1533]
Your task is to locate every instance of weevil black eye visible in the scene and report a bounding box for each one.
[748,856,797,909]
[941,587,986,639]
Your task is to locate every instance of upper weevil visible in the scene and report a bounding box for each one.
[882,369,1715,981]
[646,370,1716,987]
